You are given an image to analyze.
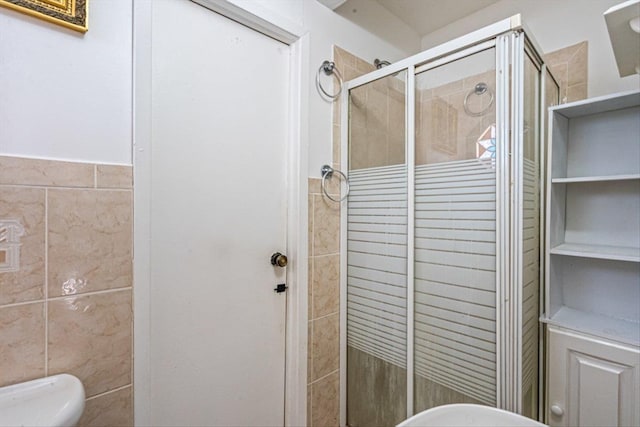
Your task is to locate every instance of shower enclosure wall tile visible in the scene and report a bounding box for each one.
[48,189,132,297]
[308,257,314,319]
[77,386,133,427]
[432,79,464,98]
[309,178,321,195]
[313,255,340,318]
[307,386,312,427]
[334,46,356,68]
[47,289,132,397]
[0,187,45,305]
[0,302,45,386]
[332,124,341,166]
[416,69,497,166]
[0,156,94,188]
[367,87,389,127]
[354,57,375,75]
[365,128,388,167]
[312,195,340,256]
[348,89,367,128]
[308,320,313,383]
[347,347,407,427]
[96,165,133,189]
[332,93,342,126]
[567,83,588,102]
[567,43,588,87]
[311,370,340,427]
[312,313,340,381]
[544,41,588,103]
[349,125,368,170]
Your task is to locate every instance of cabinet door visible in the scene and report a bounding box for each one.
[547,327,640,427]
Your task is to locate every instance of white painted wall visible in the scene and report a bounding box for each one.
[335,0,422,54]
[420,0,640,98]
[0,0,132,164]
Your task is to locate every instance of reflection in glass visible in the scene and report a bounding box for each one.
[346,71,408,427]
[414,48,498,412]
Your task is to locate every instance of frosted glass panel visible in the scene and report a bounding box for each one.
[346,71,408,427]
[414,48,497,412]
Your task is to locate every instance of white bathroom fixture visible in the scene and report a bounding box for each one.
[605,0,640,76]
[0,374,85,427]
[396,404,547,427]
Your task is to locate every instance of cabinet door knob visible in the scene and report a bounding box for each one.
[551,404,564,417]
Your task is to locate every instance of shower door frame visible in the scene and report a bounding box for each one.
[339,14,551,425]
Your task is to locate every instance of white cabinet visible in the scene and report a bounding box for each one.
[543,91,640,426]
[547,327,640,427]
[543,91,640,344]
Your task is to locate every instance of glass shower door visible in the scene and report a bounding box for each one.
[346,71,408,427]
[413,48,498,412]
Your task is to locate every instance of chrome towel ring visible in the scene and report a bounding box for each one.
[321,164,350,203]
[316,61,343,101]
[463,82,494,117]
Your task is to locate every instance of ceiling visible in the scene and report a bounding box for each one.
[338,0,500,37]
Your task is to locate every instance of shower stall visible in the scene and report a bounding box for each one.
[339,16,560,426]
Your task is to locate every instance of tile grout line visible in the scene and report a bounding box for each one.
[313,252,340,259]
[85,383,132,401]
[0,287,134,309]
[0,184,131,191]
[312,310,339,322]
[49,287,133,301]
[44,188,48,376]
[309,368,340,386]
[309,192,313,426]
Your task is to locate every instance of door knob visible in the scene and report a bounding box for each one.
[271,252,288,267]
[550,404,564,417]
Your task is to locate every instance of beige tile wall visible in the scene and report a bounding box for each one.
[342,50,406,171]
[0,156,133,427]
[307,177,340,427]
[416,69,497,165]
[544,41,588,103]
[305,46,379,427]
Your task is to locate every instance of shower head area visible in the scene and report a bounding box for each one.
[339,17,560,427]
[374,58,392,69]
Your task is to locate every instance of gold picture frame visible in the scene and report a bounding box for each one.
[0,0,88,33]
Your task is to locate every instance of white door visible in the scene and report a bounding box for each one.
[149,1,290,425]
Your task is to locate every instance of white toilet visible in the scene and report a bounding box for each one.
[0,374,85,427]
[397,404,548,427]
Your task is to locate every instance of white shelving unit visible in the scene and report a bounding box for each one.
[543,91,640,427]
[543,90,640,347]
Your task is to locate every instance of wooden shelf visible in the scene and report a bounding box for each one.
[543,306,640,347]
[551,243,640,262]
[549,91,640,118]
[552,174,640,184]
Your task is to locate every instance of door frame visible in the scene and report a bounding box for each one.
[132,1,309,425]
